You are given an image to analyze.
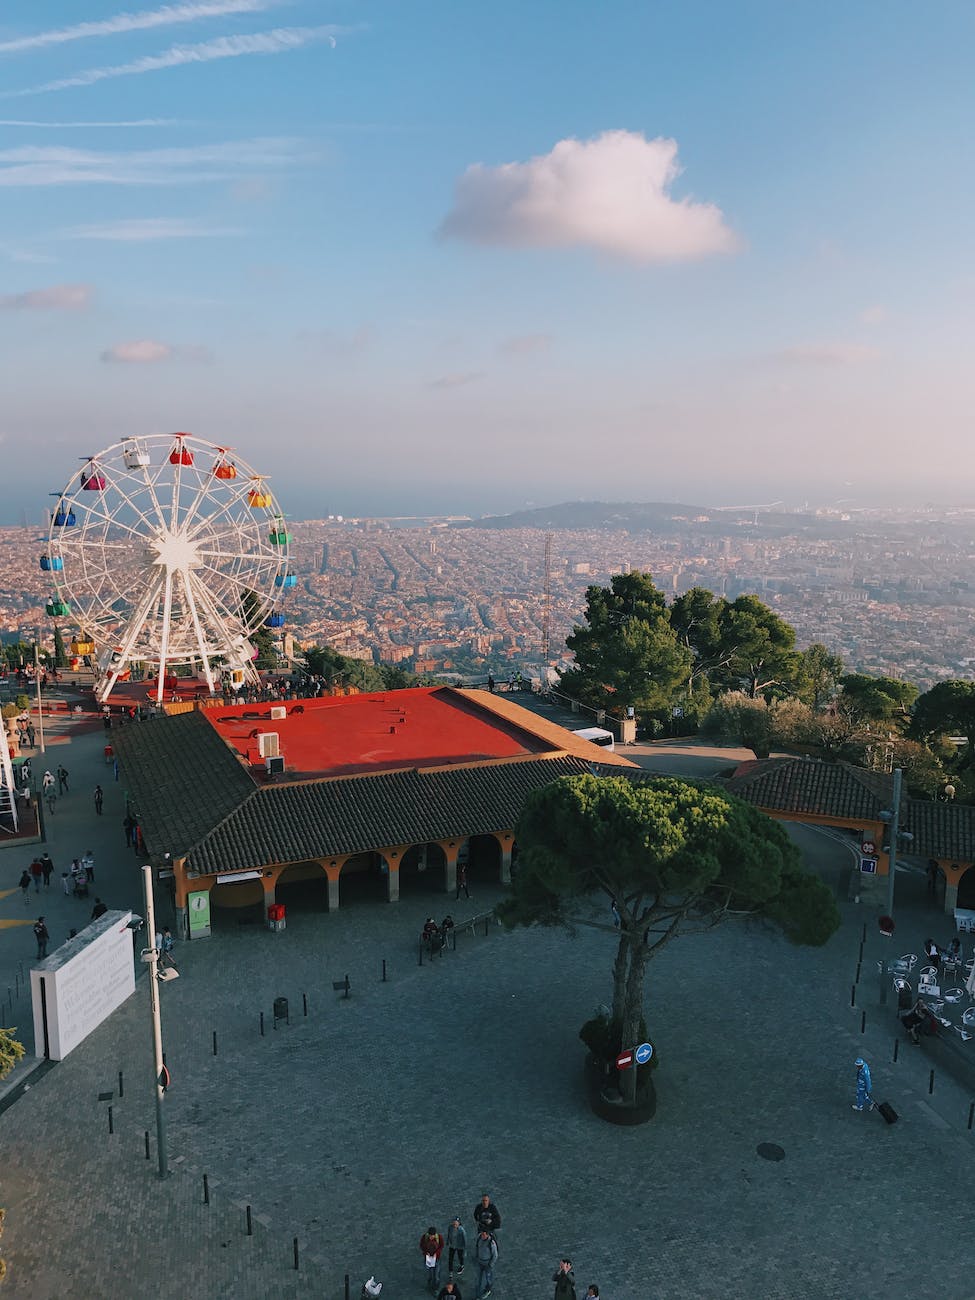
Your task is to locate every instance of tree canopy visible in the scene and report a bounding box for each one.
[500,774,839,1102]
[560,572,690,716]
[836,673,917,729]
[911,679,975,768]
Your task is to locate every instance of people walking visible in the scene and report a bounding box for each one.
[473,1230,498,1299]
[56,764,69,794]
[29,859,43,893]
[853,1057,873,1112]
[455,863,470,901]
[45,786,56,814]
[420,1226,445,1293]
[473,1194,501,1235]
[584,1287,600,1298]
[42,770,55,796]
[91,898,108,920]
[447,1216,467,1276]
[553,1260,577,1300]
[123,815,135,847]
[40,853,54,889]
[83,850,95,883]
[94,785,104,815]
[19,869,31,905]
[33,916,49,959]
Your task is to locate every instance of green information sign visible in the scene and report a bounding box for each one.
[188,890,211,937]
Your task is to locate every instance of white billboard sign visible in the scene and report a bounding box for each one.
[30,910,136,1061]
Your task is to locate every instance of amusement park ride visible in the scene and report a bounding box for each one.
[39,433,294,704]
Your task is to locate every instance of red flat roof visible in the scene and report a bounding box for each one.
[204,686,555,779]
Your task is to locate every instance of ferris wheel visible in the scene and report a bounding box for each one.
[40,433,295,703]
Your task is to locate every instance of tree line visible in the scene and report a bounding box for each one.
[558,571,975,801]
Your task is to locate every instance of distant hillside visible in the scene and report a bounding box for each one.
[449,500,819,533]
[450,501,713,531]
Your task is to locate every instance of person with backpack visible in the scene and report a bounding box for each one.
[33,916,49,959]
[447,1215,467,1276]
[419,1226,445,1293]
[18,869,31,905]
[473,1229,498,1299]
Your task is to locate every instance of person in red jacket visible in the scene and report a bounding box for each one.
[420,1226,445,1293]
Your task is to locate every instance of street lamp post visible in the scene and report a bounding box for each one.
[885,767,903,919]
[142,864,169,1178]
[33,631,45,755]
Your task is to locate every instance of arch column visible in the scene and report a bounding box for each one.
[942,862,969,915]
[490,830,515,884]
[378,845,410,902]
[313,856,350,911]
[436,840,461,894]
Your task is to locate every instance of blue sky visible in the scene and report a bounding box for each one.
[1,1,974,521]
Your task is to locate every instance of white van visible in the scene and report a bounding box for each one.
[571,726,616,753]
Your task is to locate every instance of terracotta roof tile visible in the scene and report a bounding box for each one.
[724,758,895,822]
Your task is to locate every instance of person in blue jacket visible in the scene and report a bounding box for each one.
[853,1057,873,1112]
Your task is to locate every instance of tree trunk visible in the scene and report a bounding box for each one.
[619,936,649,1105]
[611,930,629,1024]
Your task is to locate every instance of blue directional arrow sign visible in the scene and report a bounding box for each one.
[635,1042,653,1065]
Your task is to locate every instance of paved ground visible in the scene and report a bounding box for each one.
[2,718,974,1299]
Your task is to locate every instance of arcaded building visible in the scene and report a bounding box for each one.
[113,686,636,938]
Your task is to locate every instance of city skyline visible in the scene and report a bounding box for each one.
[1,2,974,521]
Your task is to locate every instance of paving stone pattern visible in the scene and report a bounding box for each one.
[2,726,974,1298]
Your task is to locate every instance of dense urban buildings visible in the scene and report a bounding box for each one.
[6,504,975,690]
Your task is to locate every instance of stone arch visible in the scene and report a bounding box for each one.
[399,842,449,896]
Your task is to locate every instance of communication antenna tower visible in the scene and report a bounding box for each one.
[541,533,553,662]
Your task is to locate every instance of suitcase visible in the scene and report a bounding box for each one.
[876,1101,898,1125]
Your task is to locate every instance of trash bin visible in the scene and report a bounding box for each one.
[267,902,286,931]
[273,996,289,1023]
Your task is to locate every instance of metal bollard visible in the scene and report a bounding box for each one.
[860,1011,866,1034]
[293,1237,299,1270]
[929,1069,935,1095]
[118,1070,124,1098]
[344,1275,350,1300]
[212,1031,218,1057]
[850,985,856,1007]
[108,1105,114,1135]
[382,958,387,982]
[418,939,423,967]
[969,1102,974,1131]
[893,1039,899,1062]
[144,1130,150,1160]
[260,1011,265,1037]
[203,1173,210,1205]
[246,1205,253,1236]
[855,962,861,984]
[303,993,308,1017]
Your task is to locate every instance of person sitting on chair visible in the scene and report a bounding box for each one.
[901,996,929,1045]
[422,917,440,952]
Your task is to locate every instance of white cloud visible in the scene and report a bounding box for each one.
[778,342,881,365]
[101,338,212,363]
[0,3,277,53]
[498,333,552,357]
[65,217,241,241]
[3,26,341,98]
[0,137,303,186]
[0,282,91,309]
[439,130,739,263]
[429,371,484,389]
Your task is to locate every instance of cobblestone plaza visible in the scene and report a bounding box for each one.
[2,728,974,1299]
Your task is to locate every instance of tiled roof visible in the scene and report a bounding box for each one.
[904,800,975,863]
[111,711,256,857]
[183,754,599,874]
[724,758,896,822]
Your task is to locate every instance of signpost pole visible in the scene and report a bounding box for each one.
[142,864,169,1178]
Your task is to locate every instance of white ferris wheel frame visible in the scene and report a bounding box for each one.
[44,433,292,704]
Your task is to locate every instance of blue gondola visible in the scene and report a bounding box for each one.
[53,505,76,527]
[274,573,297,589]
[265,612,286,628]
[40,554,64,572]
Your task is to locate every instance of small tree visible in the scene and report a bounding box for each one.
[500,775,839,1107]
[0,1027,25,1081]
[701,690,774,758]
[52,624,68,669]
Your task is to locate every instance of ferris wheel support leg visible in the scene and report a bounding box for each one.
[183,571,216,696]
[156,571,176,704]
[95,571,166,704]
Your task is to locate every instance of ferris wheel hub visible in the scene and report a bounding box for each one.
[149,529,201,571]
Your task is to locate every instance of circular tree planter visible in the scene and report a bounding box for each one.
[584,1055,657,1126]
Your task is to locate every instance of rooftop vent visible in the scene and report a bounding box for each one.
[258,732,279,758]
